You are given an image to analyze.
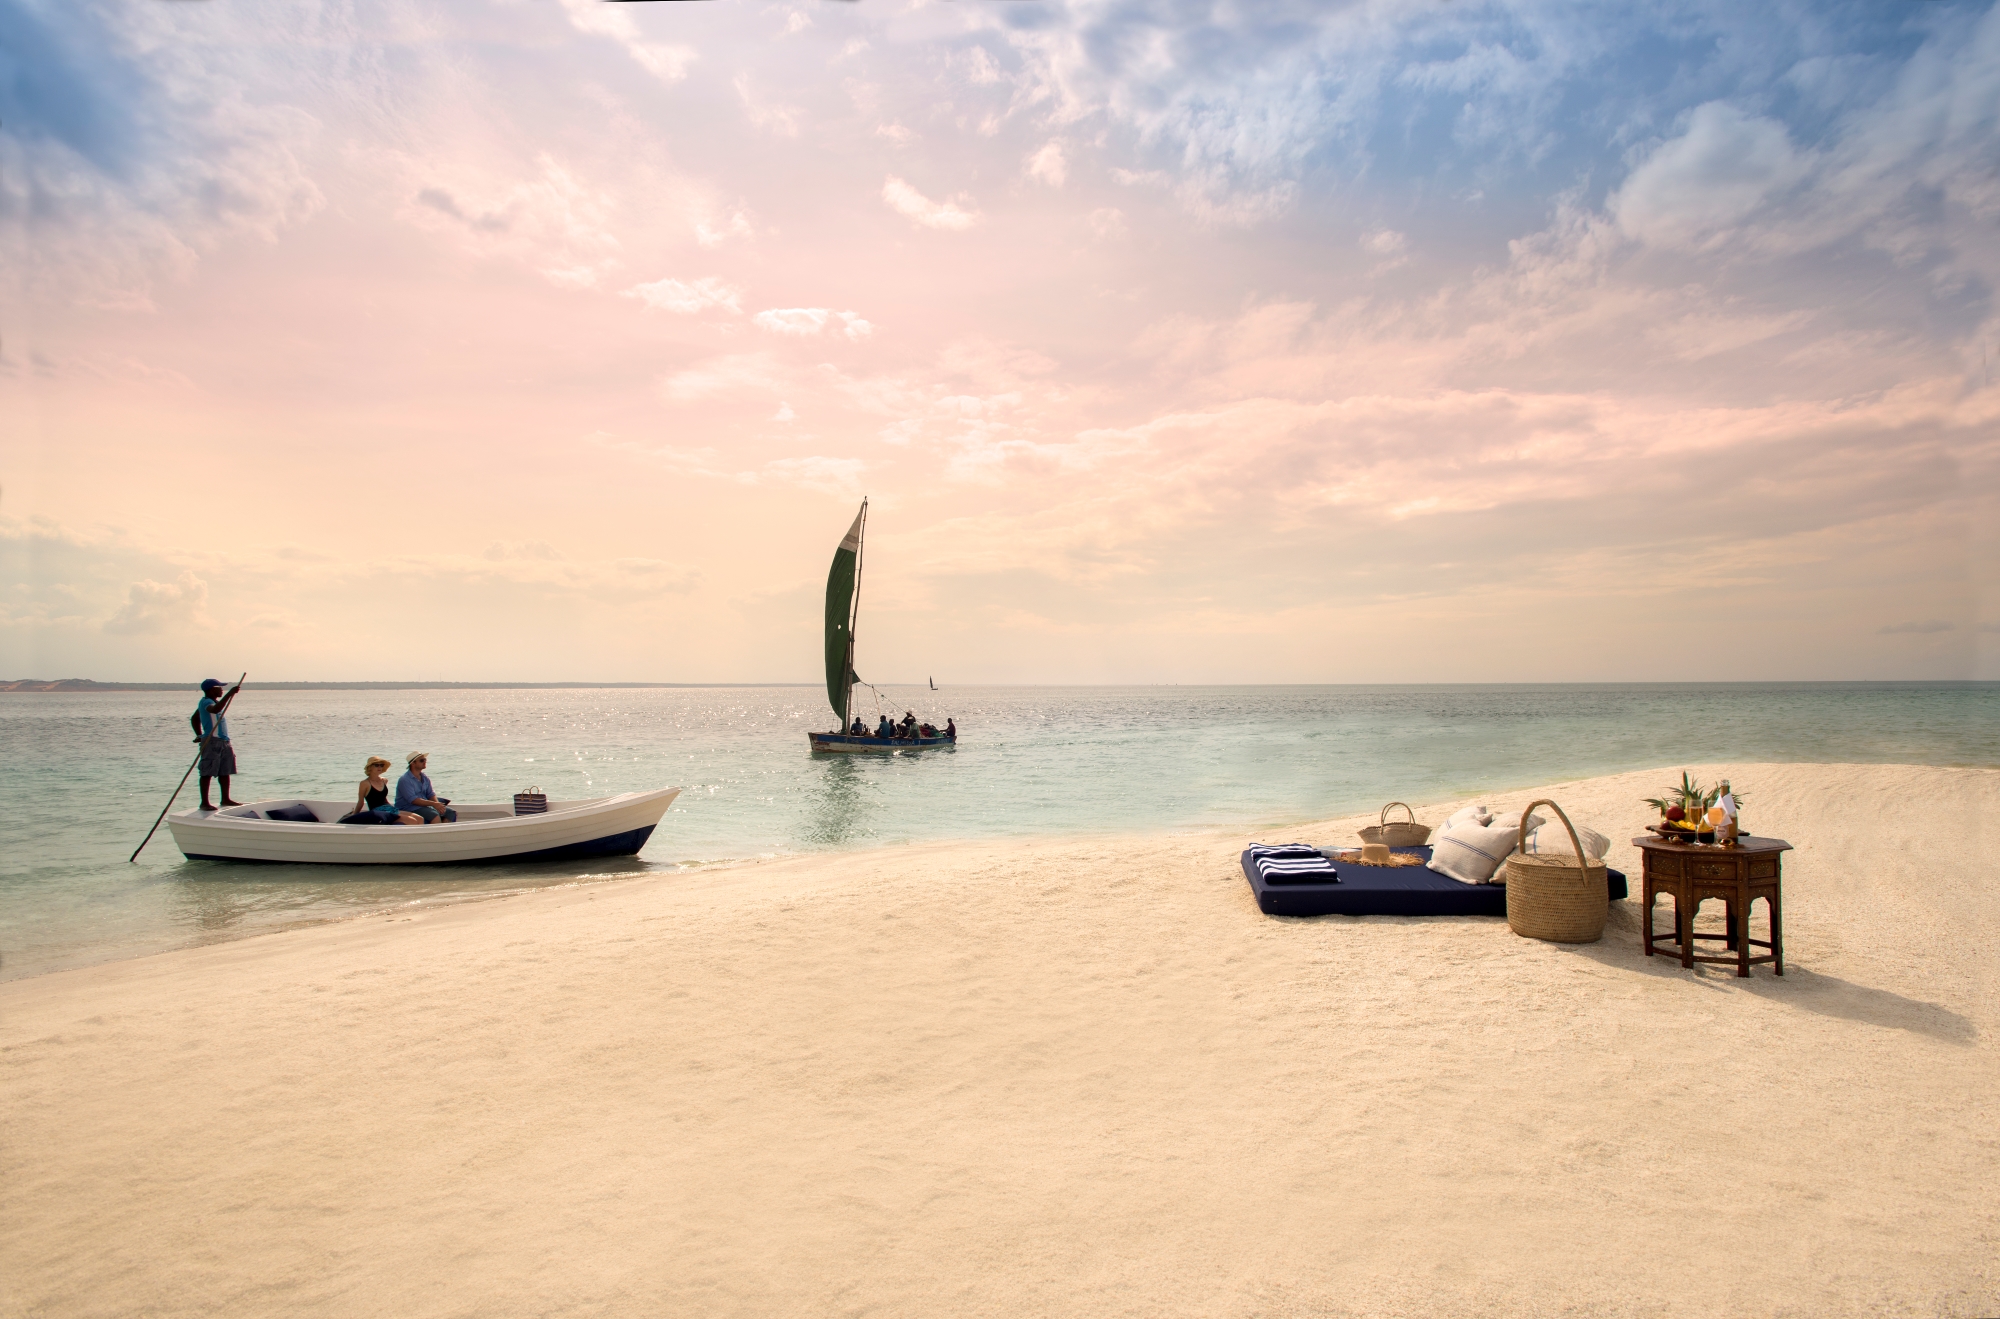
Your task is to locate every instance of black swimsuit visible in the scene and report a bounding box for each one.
[340,783,400,825]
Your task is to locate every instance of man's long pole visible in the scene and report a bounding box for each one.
[130,673,246,863]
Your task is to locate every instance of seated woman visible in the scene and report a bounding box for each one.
[339,756,424,825]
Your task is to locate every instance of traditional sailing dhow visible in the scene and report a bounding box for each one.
[806,499,956,753]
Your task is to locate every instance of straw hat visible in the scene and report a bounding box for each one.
[1359,842,1393,865]
[406,751,428,767]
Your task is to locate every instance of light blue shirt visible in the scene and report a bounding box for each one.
[196,696,230,741]
[395,771,435,810]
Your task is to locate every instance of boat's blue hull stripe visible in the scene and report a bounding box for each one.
[183,824,657,866]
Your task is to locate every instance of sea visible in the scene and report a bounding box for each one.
[3,683,1995,982]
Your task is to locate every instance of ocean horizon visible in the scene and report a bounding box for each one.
[10,679,1998,691]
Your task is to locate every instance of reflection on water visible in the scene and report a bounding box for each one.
[159,856,671,944]
[801,756,873,847]
[2,682,1994,981]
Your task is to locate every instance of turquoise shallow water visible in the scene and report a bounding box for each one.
[2,682,1994,981]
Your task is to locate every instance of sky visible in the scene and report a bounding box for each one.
[3,0,1997,685]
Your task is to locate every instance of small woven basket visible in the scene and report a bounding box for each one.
[1503,798,1607,944]
[513,787,548,816]
[1358,801,1432,848]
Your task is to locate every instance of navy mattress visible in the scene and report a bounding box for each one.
[1243,845,1627,917]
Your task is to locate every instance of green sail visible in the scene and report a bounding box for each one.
[822,504,866,725]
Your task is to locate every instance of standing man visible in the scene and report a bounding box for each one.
[194,678,241,811]
[396,752,457,824]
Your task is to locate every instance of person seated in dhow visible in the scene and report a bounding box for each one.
[876,714,894,739]
[945,717,956,741]
[396,752,458,824]
[340,756,424,826]
[899,710,918,738]
[849,717,868,736]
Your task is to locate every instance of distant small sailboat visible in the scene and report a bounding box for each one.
[807,499,956,753]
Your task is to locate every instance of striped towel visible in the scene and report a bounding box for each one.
[1248,843,1339,884]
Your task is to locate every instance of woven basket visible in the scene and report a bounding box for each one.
[513,788,548,817]
[1503,798,1607,944]
[1358,801,1432,848]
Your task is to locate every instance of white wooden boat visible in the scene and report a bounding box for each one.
[165,787,680,865]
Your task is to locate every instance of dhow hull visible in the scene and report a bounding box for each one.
[807,732,954,753]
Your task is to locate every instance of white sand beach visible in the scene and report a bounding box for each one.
[3,762,1995,1318]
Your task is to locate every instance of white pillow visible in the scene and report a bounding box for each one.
[1525,821,1610,860]
[1489,809,1546,834]
[1426,819,1522,884]
[1444,805,1492,829]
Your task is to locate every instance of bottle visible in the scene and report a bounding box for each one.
[1718,780,1738,845]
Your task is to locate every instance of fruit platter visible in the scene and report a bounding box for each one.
[1648,813,1715,843]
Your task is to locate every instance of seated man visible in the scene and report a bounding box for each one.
[395,752,457,823]
[876,714,893,739]
[899,710,918,737]
[849,717,867,736]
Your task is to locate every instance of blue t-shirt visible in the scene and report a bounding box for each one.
[395,771,435,810]
[196,696,230,740]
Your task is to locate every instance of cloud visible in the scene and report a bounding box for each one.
[694,207,755,247]
[1361,228,1409,271]
[402,156,621,289]
[484,542,563,562]
[1647,309,1815,362]
[1025,141,1067,187]
[1877,620,1955,635]
[955,46,1004,87]
[103,570,210,635]
[734,75,801,137]
[416,188,510,234]
[557,0,696,82]
[0,0,323,305]
[1614,103,1810,249]
[759,456,865,495]
[882,177,979,231]
[660,353,784,401]
[608,559,698,594]
[1088,207,1128,239]
[624,276,743,315]
[751,308,873,340]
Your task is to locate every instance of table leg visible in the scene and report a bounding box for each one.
[1677,893,1695,969]
[1734,888,1750,977]
[1642,881,1656,956]
[1769,887,1784,977]
[1725,897,1740,951]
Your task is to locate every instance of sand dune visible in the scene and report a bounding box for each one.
[3,762,1995,1317]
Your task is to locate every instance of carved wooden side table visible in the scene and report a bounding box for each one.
[1633,835,1791,977]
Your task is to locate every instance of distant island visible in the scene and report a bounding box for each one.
[1,679,812,693]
